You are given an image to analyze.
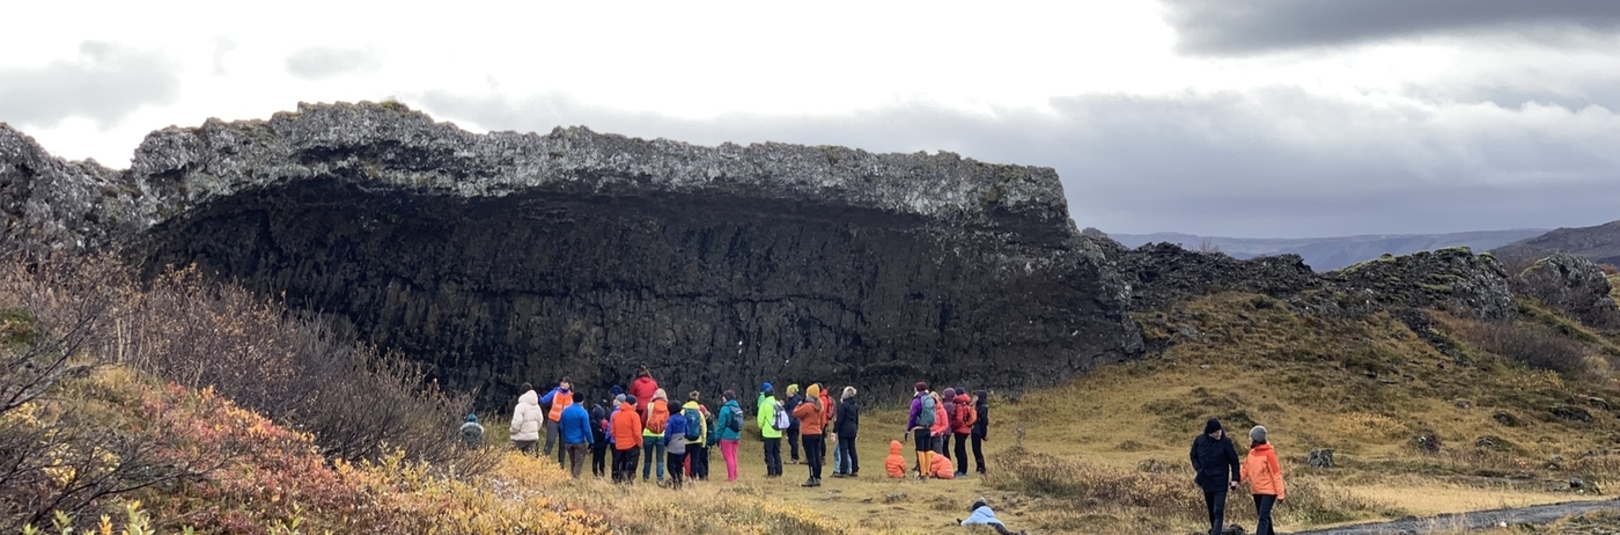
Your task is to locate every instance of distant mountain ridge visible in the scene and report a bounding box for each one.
[1110,229,1549,271]
[1493,220,1620,270]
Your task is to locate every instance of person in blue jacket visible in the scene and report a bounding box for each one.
[663,408,689,489]
[558,391,594,478]
[959,498,1024,535]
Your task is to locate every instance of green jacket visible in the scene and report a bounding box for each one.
[756,394,783,439]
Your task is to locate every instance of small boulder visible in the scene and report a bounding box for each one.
[1552,405,1594,423]
[1493,411,1521,427]
[1511,253,1620,329]
[1306,448,1336,468]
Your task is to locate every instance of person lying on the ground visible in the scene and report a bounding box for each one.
[958,498,1025,535]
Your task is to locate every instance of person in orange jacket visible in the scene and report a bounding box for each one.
[1242,426,1285,535]
[930,449,956,479]
[610,395,643,484]
[885,440,907,479]
[792,384,829,487]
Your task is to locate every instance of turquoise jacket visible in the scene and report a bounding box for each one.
[714,399,744,442]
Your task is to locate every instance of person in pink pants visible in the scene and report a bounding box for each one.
[714,390,744,482]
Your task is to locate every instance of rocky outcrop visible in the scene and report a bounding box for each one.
[2,102,1144,405]
[1115,243,1319,311]
[1321,248,1517,321]
[1512,253,1620,329]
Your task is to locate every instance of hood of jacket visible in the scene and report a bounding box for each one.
[519,390,539,406]
[889,440,903,455]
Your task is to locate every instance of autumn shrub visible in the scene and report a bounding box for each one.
[1462,320,1595,380]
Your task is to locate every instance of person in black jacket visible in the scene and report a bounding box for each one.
[832,386,861,477]
[971,390,989,475]
[783,384,804,464]
[590,400,610,478]
[1190,417,1242,535]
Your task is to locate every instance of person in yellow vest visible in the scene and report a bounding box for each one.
[539,377,574,466]
[642,389,671,483]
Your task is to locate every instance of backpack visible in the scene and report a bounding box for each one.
[727,405,744,433]
[683,408,704,440]
[645,400,669,434]
[915,395,936,427]
[771,400,791,431]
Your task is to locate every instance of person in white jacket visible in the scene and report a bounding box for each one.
[510,383,544,454]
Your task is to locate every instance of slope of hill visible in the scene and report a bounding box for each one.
[1494,220,1620,270]
[1112,230,1548,271]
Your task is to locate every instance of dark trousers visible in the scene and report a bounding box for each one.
[837,435,859,475]
[688,444,709,480]
[971,434,986,473]
[1203,490,1227,535]
[1253,494,1277,535]
[667,452,687,489]
[940,429,951,459]
[513,439,537,455]
[764,438,783,476]
[591,443,608,477]
[803,434,825,480]
[953,433,969,474]
[786,427,801,461]
[612,448,640,484]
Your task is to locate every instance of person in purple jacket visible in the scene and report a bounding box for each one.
[906,381,938,480]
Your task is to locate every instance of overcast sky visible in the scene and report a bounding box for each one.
[2,1,1617,238]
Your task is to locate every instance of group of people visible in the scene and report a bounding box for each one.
[1191,417,1286,535]
[500,368,993,489]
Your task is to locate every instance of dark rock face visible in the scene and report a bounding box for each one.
[1510,253,1620,329]
[1115,243,1319,311]
[2,102,1144,404]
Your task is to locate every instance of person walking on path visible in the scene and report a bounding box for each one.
[1243,425,1285,535]
[682,391,710,481]
[558,391,594,478]
[611,395,643,484]
[1190,417,1242,535]
[642,389,671,483]
[540,378,575,463]
[783,384,804,464]
[951,389,975,477]
[756,383,785,478]
[590,401,610,478]
[833,386,860,477]
[663,407,690,489]
[793,384,829,487]
[629,366,658,415]
[971,390,989,475]
[714,390,745,482]
[510,383,544,454]
[460,413,484,448]
[907,382,938,480]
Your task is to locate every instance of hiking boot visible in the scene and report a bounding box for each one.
[811,478,822,487]
[802,478,816,487]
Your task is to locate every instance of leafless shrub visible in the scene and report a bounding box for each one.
[1461,320,1596,380]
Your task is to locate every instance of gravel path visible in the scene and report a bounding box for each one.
[1291,499,1619,535]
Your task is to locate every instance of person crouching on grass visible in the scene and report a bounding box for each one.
[1243,425,1285,535]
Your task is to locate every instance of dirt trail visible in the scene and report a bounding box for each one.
[1292,499,1619,535]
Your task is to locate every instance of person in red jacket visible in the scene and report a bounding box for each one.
[1242,426,1285,535]
[951,389,975,477]
[629,366,658,416]
[610,395,643,484]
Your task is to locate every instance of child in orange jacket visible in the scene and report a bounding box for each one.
[886,440,907,478]
[930,449,956,479]
[1242,426,1285,535]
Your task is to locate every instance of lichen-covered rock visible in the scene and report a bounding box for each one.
[1511,253,1620,329]
[2,101,1145,405]
[1323,247,1516,321]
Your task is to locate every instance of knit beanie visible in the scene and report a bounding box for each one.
[842,386,857,400]
[624,395,638,407]
[1204,417,1223,435]
[615,393,626,404]
[1250,425,1267,443]
[689,390,702,401]
[763,382,774,393]
[787,384,800,396]
[943,388,956,399]
[466,413,478,423]
[723,390,737,401]
[610,385,624,396]
[806,384,821,398]
[915,381,928,392]
[521,382,533,392]
[654,388,667,401]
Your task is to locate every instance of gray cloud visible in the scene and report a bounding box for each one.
[285,47,381,80]
[418,89,1620,239]
[1162,0,1620,55]
[0,41,180,129]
